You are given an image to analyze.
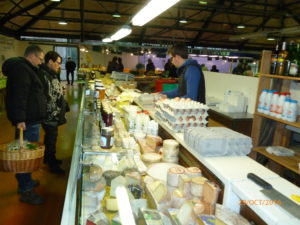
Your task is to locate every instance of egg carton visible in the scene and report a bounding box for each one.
[184,127,252,157]
[161,108,208,123]
[158,99,209,116]
[166,120,208,132]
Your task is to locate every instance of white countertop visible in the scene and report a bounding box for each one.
[232,177,300,225]
[134,100,300,224]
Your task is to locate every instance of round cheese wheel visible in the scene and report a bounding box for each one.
[167,166,185,187]
[163,139,179,151]
[186,167,202,178]
[142,152,162,164]
[171,189,186,208]
[163,156,178,164]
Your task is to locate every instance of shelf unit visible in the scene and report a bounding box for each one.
[251,50,300,183]
[251,50,300,148]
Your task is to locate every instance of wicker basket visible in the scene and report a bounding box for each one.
[0,128,45,173]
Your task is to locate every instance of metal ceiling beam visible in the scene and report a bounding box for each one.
[16,2,62,35]
[285,9,300,25]
[0,0,48,27]
[40,13,279,30]
[22,30,272,50]
[8,0,25,15]
[181,3,285,18]
[238,0,282,48]
[80,0,84,42]
[0,26,17,38]
[93,0,280,17]
[284,0,300,7]
[94,0,276,8]
[192,0,225,44]
[138,27,147,44]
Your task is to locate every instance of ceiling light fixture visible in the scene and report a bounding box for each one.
[237,24,245,29]
[132,0,181,26]
[58,10,67,25]
[58,21,67,25]
[199,1,208,5]
[51,0,60,2]
[179,18,188,23]
[102,38,112,43]
[267,36,276,41]
[112,13,121,18]
[110,25,132,41]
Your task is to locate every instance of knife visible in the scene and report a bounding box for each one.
[247,173,300,220]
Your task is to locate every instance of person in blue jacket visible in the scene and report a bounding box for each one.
[160,44,206,103]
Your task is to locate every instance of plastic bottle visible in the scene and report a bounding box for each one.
[275,93,286,118]
[287,100,298,122]
[258,89,267,113]
[270,91,279,116]
[263,90,273,114]
[281,99,290,121]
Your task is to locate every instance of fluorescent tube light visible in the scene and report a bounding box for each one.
[179,18,188,23]
[199,1,208,4]
[102,38,112,43]
[112,13,121,18]
[116,186,136,225]
[58,21,67,25]
[132,0,180,26]
[111,25,132,41]
[237,24,245,29]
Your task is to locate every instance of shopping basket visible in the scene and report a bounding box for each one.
[0,128,45,173]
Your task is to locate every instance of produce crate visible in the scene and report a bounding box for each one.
[162,83,178,91]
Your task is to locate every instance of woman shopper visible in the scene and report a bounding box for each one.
[40,51,69,175]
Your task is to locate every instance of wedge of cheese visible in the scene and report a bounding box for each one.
[148,180,167,203]
[176,201,197,225]
[146,135,162,149]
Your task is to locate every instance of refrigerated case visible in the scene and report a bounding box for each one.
[61,83,300,225]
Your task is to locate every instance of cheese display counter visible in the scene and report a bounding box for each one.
[61,79,300,225]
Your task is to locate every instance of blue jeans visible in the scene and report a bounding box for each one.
[15,124,40,192]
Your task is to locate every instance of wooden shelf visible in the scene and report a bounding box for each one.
[255,112,300,129]
[253,147,300,175]
[259,73,300,81]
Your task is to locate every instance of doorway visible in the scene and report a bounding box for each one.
[54,46,79,82]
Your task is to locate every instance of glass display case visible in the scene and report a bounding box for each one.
[61,84,140,225]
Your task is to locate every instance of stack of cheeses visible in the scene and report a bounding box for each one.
[146,166,220,224]
[138,93,158,107]
[155,98,209,132]
[184,127,252,157]
[161,139,179,163]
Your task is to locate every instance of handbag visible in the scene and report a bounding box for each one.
[0,128,45,173]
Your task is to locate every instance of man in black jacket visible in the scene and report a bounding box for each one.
[65,57,76,85]
[40,51,68,175]
[2,45,46,205]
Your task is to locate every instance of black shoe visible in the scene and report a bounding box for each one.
[18,180,40,194]
[49,165,65,175]
[55,159,63,165]
[20,190,45,205]
[44,158,62,165]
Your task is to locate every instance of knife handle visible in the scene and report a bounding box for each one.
[247,173,273,190]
